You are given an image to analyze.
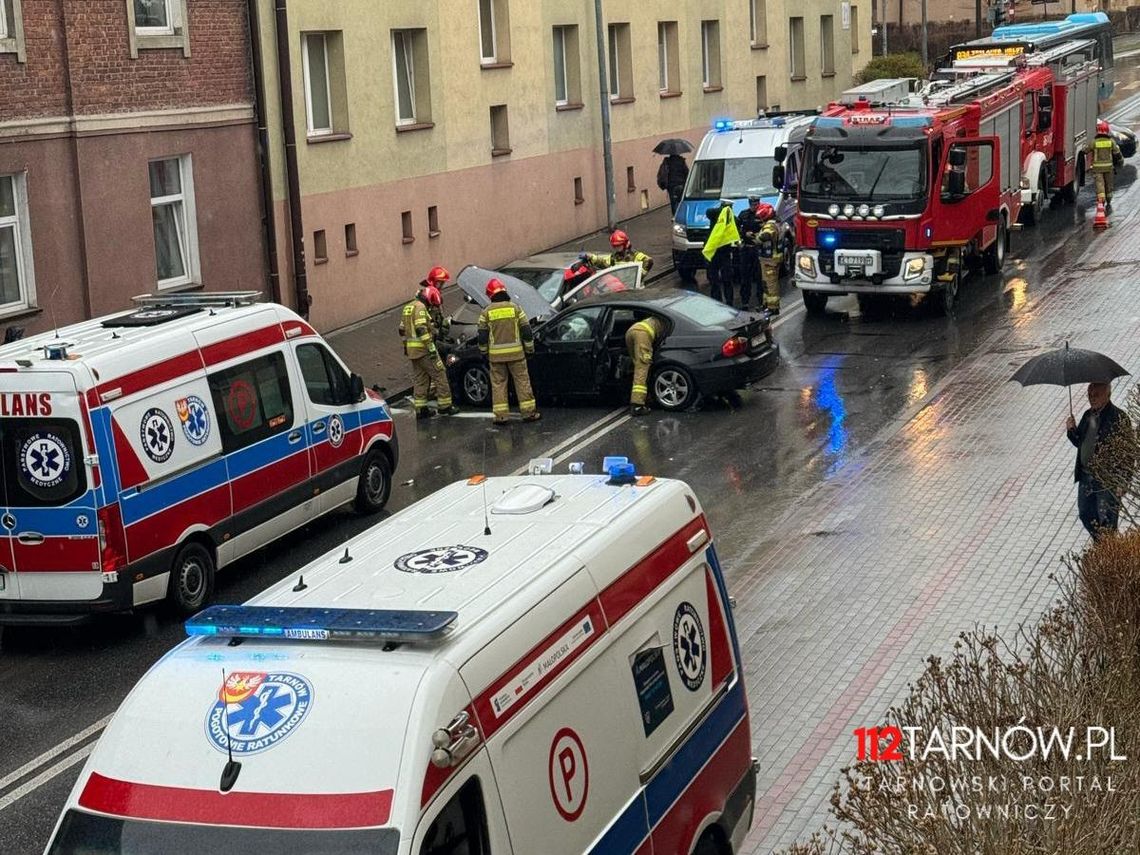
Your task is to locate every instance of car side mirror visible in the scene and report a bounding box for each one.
[772,164,786,190]
[349,373,365,403]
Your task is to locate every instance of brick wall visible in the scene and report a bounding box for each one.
[0,0,252,121]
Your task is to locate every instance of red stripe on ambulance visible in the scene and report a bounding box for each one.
[200,324,285,367]
[79,772,393,829]
[110,417,149,491]
[125,484,231,561]
[95,351,203,403]
[704,567,733,692]
[11,536,97,572]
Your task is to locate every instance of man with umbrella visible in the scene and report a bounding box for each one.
[654,138,691,215]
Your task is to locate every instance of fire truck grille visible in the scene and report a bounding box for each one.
[824,228,906,252]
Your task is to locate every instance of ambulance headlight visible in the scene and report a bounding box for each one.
[827,204,840,216]
[903,257,927,281]
[842,204,855,217]
[872,205,885,218]
[857,204,870,217]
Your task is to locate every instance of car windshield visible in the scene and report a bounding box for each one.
[665,293,742,326]
[500,267,564,303]
[685,157,777,200]
[801,143,927,201]
[48,810,400,855]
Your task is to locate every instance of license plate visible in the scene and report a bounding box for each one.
[837,253,875,267]
[750,335,766,349]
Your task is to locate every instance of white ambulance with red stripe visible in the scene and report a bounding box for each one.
[0,292,396,624]
[45,458,756,855]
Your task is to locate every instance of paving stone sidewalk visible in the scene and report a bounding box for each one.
[730,185,1140,851]
[327,205,677,400]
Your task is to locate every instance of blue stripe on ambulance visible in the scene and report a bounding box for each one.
[5,491,99,534]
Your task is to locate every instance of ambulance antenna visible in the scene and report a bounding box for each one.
[218,668,243,792]
[482,436,492,536]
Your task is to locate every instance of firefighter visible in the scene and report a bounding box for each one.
[735,196,763,310]
[756,202,783,315]
[1088,119,1124,215]
[583,230,654,276]
[421,266,453,402]
[626,315,667,416]
[478,278,541,424]
[399,282,458,419]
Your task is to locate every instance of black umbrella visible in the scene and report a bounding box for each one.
[653,138,693,155]
[1010,341,1129,414]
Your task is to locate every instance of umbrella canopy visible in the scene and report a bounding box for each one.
[653,138,693,155]
[1010,344,1129,387]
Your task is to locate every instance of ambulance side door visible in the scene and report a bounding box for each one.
[411,752,512,855]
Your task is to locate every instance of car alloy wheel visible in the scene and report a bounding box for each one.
[463,365,491,406]
[653,366,695,411]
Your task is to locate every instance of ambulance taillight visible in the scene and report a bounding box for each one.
[97,505,127,574]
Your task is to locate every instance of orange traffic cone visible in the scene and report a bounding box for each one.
[1093,199,1110,230]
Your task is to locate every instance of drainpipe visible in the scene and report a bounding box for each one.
[246,0,281,304]
[592,0,617,231]
[57,0,92,319]
[272,0,310,317]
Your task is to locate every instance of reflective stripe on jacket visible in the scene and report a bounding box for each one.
[1091,136,1117,172]
[630,317,665,342]
[477,300,534,363]
[758,220,783,259]
[399,299,435,358]
[586,249,654,275]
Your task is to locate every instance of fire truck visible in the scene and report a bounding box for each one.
[790,60,1061,316]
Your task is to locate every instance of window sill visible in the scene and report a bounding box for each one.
[133,32,190,55]
[556,102,585,112]
[702,85,723,94]
[659,90,682,99]
[314,257,329,266]
[574,198,585,206]
[395,122,435,134]
[0,306,42,324]
[790,75,807,82]
[491,148,512,158]
[609,96,636,105]
[156,280,203,294]
[751,42,769,50]
[307,132,353,144]
[429,230,441,239]
[822,71,836,78]
[480,60,514,70]
[345,249,359,258]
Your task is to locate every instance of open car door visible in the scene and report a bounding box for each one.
[558,262,643,310]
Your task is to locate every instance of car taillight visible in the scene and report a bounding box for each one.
[721,336,748,358]
[97,505,127,575]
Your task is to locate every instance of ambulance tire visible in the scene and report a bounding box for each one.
[355,448,392,513]
[168,540,215,616]
[693,830,728,855]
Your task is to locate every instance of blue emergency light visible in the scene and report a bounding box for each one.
[819,231,840,249]
[713,119,732,132]
[891,116,933,129]
[185,605,458,643]
[603,456,637,484]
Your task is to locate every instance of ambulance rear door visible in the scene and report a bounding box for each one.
[0,371,100,603]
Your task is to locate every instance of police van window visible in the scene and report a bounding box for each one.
[207,351,294,454]
[297,343,350,406]
[0,419,87,508]
[420,776,492,855]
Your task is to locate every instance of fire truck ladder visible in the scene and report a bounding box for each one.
[921,69,1019,108]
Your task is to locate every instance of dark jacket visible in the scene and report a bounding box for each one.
[657,155,689,191]
[1067,402,1134,485]
[737,206,761,242]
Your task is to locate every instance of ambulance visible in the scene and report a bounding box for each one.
[0,292,396,624]
[45,459,756,855]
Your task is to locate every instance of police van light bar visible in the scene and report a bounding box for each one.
[185,605,459,643]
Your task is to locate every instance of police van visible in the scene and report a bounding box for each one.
[671,112,817,283]
[0,292,396,624]
[46,459,756,855]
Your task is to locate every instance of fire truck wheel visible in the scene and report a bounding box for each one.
[1021,167,1048,227]
[801,290,829,316]
[168,541,215,616]
[355,448,393,513]
[940,269,961,316]
[982,217,1006,275]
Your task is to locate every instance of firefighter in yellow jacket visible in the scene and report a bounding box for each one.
[583,230,654,276]
[755,202,783,315]
[1088,119,1124,215]
[478,278,541,424]
[626,316,666,416]
[399,282,458,419]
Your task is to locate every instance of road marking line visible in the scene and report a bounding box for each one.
[0,743,93,814]
[510,407,626,474]
[0,714,111,795]
[551,415,633,466]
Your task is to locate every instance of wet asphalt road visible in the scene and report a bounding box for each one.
[4,90,1140,855]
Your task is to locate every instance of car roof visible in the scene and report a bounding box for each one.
[501,252,580,270]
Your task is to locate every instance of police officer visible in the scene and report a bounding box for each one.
[704,201,736,306]
[626,315,666,416]
[735,196,763,310]
[584,230,654,276]
[1088,119,1124,215]
[399,282,458,419]
[478,278,541,424]
[755,202,783,315]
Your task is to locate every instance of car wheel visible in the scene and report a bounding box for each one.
[801,290,829,315]
[354,447,392,513]
[652,365,699,411]
[462,364,491,406]
[168,540,215,616]
[983,215,1006,275]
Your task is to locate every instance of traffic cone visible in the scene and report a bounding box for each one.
[1093,199,1110,230]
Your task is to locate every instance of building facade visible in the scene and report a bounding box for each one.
[0,0,266,336]
[256,0,872,331]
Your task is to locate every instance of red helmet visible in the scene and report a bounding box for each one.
[755,202,776,221]
[485,278,507,299]
[1097,119,1110,135]
[421,284,442,307]
[609,229,631,250]
[426,265,450,286]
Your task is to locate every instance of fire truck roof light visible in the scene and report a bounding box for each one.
[891,116,933,128]
[815,117,843,128]
[185,605,459,643]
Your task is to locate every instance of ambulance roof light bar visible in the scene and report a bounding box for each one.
[185,605,458,643]
[131,291,263,309]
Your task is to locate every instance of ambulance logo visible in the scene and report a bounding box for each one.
[140,408,175,463]
[327,413,345,448]
[205,671,313,756]
[672,602,706,692]
[19,433,70,489]
[394,545,489,574]
[175,395,211,446]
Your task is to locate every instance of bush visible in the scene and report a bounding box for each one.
[856,53,926,85]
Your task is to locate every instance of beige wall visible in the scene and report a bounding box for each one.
[257,0,872,331]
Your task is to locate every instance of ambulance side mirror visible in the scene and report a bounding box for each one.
[349,373,365,403]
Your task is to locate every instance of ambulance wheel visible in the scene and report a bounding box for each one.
[355,448,392,513]
[169,541,215,616]
[801,290,828,316]
[652,364,699,411]
[693,831,727,855]
[982,217,1006,275]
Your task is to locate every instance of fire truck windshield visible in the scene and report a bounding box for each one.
[801,143,927,203]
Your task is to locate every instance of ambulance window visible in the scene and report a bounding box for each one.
[296,343,351,406]
[420,777,492,855]
[207,351,295,453]
[0,419,87,507]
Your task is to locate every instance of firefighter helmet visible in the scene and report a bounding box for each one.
[426,265,451,286]
[485,278,507,299]
[755,202,776,221]
[609,230,631,250]
[421,284,443,307]
[1097,119,1110,135]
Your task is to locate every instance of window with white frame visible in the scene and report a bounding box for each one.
[302,33,333,135]
[126,0,188,58]
[607,23,632,100]
[0,174,35,314]
[553,25,568,104]
[657,22,679,95]
[478,0,496,62]
[750,0,767,46]
[133,0,176,34]
[393,30,418,125]
[551,25,581,107]
[149,157,198,289]
[701,20,721,89]
[0,0,24,63]
[0,0,9,40]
